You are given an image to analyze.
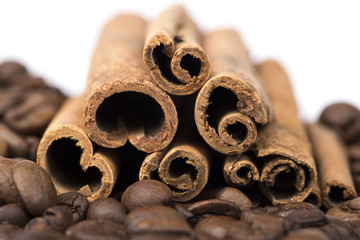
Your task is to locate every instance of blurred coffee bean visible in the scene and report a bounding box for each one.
[348,144,360,161]
[43,205,73,232]
[0,137,8,156]
[194,215,249,239]
[65,219,127,240]
[187,199,241,220]
[283,207,327,232]
[12,160,57,216]
[0,61,27,84]
[0,203,31,227]
[87,198,126,224]
[57,192,89,223]
[327,197,360,219]
[0,224,22,240]
[25,136,39,161]
[344,118,360,144]
[282,228,331,240]
[11,229,68,240]
[130,233,196,240]
[277,202,320,217]
[0,157,22,205]
[25,217,56,232]
[215,187,252,212]
[351,160,360,175]
[121,179,173,211]
[320,103,360,134]
[3,88,66,135]
[0,122,29,157]
[320,215,358,240]
[125,205,192,236]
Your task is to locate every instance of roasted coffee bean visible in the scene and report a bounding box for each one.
[0,61,27,84]
[283,207,327,232]
[43,205,73,232]
[65,219,127,240]
[327,197,360,219]
[0,223,22,240]
[194,215,249,239]
[3,88,66,135]
[0,203,31,227]
[11,229,68,240]
[0,157,22,205]
[215,187,252,212]
[121,179,173,211]
[277,202,320,217]
[0,123,29,157]
[186,199,241,220]
[320,215,358,240]
[130,233,196,240]
[348,145,360,161]
[25,217,56,232]
[12,160,57,216]
[87,198,126,224]
[57,192,89,223]
[282,228,331,240]
[25,136,39,161]
[344,118,360,144]
[125,205,192,236]
[320,103,360,134]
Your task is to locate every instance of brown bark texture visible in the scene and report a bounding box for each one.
[143,5,210,95]
[83,14,178,153]
[195,29,272,155]
[37,96,119,202]
[307,122,356,208]
[253,60,317,205]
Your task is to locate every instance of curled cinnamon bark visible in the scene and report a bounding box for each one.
[307,122,356,208]
[37,97,119,202]
[143,5,210,95]
[223,153,260,188]
[195,29,272,154]
[305,180,323,208]
[84,14,177,152]
[254,60,317,205]
[139,95,210,202]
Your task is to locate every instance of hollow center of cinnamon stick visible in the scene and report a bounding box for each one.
[236,167,251,180]
[328,185,347,203]
[95,92,165,138]
[180,54,201,78]
[46,138,102,192]
[226,122,248,142]
[153,44,201,83]
[169,157,198,181]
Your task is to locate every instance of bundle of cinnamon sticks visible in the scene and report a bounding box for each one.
[35,5,358,209]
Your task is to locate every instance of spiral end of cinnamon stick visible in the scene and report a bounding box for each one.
[84,80,178,153]
[195,75,268,154]
[223,154,260,188]
[139,145,209,202]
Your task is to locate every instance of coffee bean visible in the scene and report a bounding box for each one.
[25,136,40,162]
[11,229,68,240]
[277,202,320,217]
[11,160,57,216]
[0,157,22,205]
[320,103,360,133]
[65,219,127,240]
[125,205,192,236]
[121,179,173,211]
[321,215,358,240]
[348,145,360,161]
[0,123,29,157]
[43,205,73,232]
[346,197,360,210]
[0,223,22,240]
[0,61,27,84]
[215,187,252,212]
[0,137,8,156]
[0,203,31,227]
[186,199,241,219]
[57,192,89,223]
[343,117,360,144]
[283,207,327,232]
[25,217,56,232]
[130,233,196,240]
[87,198,126,224]
[282,228,331,240]
[241,213,285,240]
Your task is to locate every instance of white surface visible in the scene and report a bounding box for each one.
[1,0,359,121]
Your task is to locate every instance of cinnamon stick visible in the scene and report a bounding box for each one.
[37,97,119,202]
[307,122,356,208]
[195,29,272,154]
[305,180,323,208]
[253,60,317,205]
[84,14,177,152]
[223,153,260,188]
[139,95,210,202]
[143,5,210,95]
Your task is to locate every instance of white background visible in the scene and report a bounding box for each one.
[1,0,359,121]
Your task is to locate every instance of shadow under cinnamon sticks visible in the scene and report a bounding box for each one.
[37,97,119,202]
[139,94,212,202]
[250,60,317,205]
[84,14,177,153]
[195,29,272,155]
[143,5,210,95]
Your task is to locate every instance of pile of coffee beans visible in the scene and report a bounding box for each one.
[0,156,359,239]
[0,61,66,161]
